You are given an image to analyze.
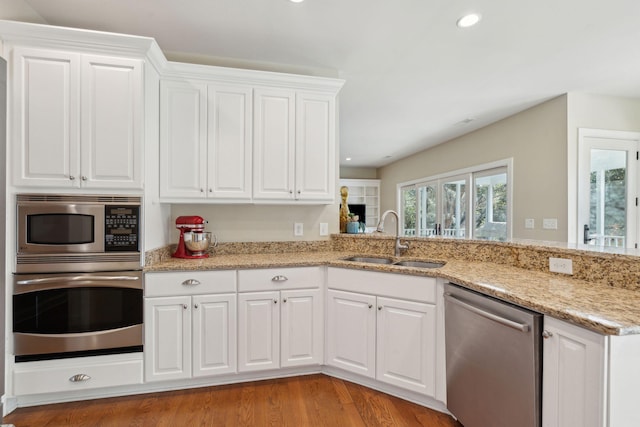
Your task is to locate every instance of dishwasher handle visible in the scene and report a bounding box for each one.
[444,292,530,332]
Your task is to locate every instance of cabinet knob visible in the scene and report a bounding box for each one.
[542,330,553,339]
[274,299,278,304]
[183,304,188,309]
[200,188,204,193]
[289,190,293,194]
[297,190,301,194]
[181,279,201,286]
[69,175,76,181]
[368,304,373,309]
[209,188,212,193]
[271,275,288,282]
[378,306,383,311]
[69,374,91,383]
[194,304,198,309]
[283,298,288,303]
[81,175,87,181]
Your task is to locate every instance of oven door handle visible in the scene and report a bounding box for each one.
[444,292,530,332]
[16,275,140,286]
[14,274,142,293]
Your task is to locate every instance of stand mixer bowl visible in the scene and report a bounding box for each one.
[185,232,215,256]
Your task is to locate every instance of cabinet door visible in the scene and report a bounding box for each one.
[238,291,280,372]
[376,297,436,395]
[207,83,252,200]
[253,88,295,200]
[144,296,191,382]
[192,293,237,377]
[326,289,376,378]
[542,317,606,427]
[281,288,323,368]
[295,92,335,201]
[159,80,208,199]
[80,55,143,189]
[11,47,80,187]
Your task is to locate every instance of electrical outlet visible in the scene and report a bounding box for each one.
[543,218,558,230]
[294,223,304,236]
[525,218,535,229]
[549,257,573,275]
[319,223,329,236]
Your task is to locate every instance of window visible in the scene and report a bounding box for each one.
[399,161,511,241]
[473,168,508,241]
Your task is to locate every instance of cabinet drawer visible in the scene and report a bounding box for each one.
[238,267,323,292]
[145,271,236,297]
[327,267,436,303]
[13,354,143,396]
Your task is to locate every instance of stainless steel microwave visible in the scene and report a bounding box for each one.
[16,194,142,273]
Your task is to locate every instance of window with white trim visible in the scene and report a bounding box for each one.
[399,161,511,241]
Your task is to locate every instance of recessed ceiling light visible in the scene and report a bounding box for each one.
[289,0,304,3]
[345,157,352,161]
[456,13,481,28]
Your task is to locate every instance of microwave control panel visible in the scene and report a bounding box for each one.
[104,205,139,252]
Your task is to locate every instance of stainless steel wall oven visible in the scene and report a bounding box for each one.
[13,194,143,362]
[13,271,143,362]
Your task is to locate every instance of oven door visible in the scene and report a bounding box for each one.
[13,271,143,361]
[17,203,104,254]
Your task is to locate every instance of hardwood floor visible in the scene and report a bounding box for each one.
[3,374,462,427]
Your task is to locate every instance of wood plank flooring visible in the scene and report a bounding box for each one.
[3,374,462,427]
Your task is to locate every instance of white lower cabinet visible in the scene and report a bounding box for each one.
[542,316,606,427]
[144,271,237,382]
[326,268,438,397]
[13,353,143,396]
[238,267,323,372]
[376,296,436,395]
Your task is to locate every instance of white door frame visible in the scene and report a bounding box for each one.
[573,128,640,247]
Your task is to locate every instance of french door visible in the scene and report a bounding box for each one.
[577,129,640,248]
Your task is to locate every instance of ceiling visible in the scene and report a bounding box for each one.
[7,0,640,167]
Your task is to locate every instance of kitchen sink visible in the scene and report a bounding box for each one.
[342,256,444,268]
[342,256,395,264]
[393,260,445,269]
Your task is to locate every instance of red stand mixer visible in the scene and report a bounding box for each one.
[172,215,216,259]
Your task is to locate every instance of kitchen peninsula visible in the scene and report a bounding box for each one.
[142,234,640,427]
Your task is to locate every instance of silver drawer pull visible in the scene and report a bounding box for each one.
[271,275,288,282]
[69,374,91,383]
[181,279,201,286]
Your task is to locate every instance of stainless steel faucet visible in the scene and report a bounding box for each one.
[376,210,409,257]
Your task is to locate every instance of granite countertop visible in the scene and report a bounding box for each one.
[145,250,640,336]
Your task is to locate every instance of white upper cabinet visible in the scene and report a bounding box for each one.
[160,63,343,204]
[159,79,252,201]
[295,92,336,201]
[159,80,208,199]
[11,46,143,190]
[253,88,296,201]
[253,88,336,203]
[207,84,253,199]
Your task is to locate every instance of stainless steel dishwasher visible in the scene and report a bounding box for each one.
[444,282,542,427]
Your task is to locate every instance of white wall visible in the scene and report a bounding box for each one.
[0,0,46,23]
[340,166,377,180]
[378,95,569,241]
[143,63,172,252]
[170,203,338,243]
